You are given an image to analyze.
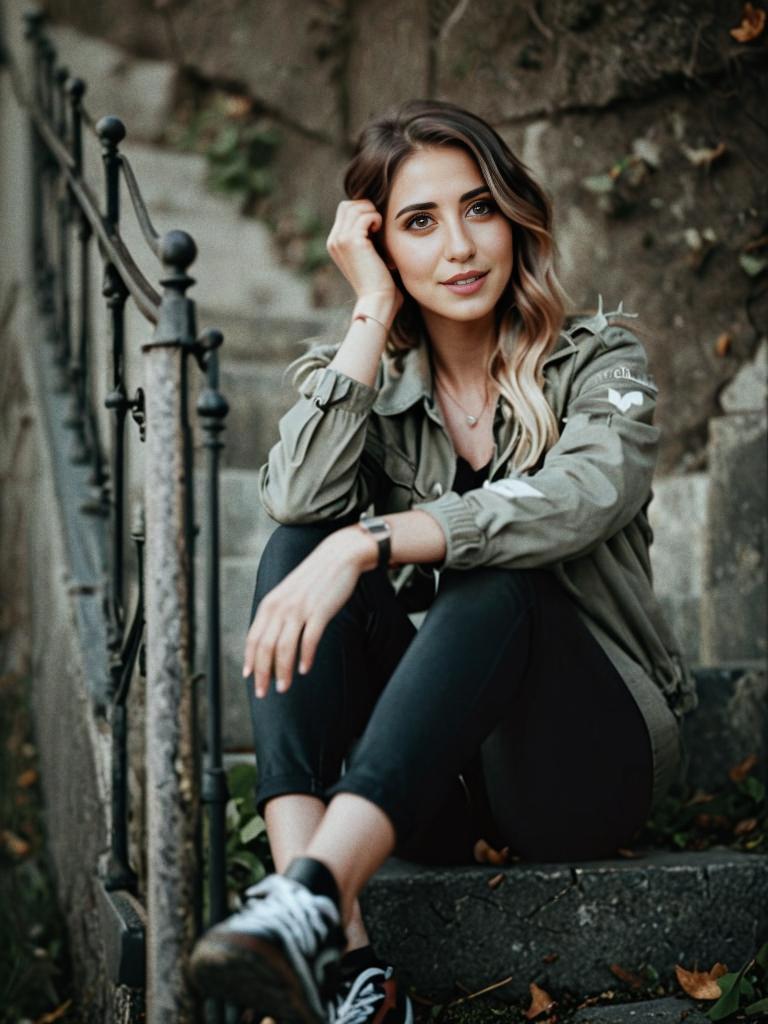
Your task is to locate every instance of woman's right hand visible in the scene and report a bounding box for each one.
[326,199,403,321]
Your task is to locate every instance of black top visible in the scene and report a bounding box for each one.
[452,455,492,495]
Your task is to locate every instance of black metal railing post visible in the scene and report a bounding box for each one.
[65,77,93,464]
[195,330,230,1024]
[98,116,129,644]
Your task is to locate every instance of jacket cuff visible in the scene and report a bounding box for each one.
[413,490,484,570]
[305,366,379,415]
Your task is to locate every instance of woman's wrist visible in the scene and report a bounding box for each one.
[353,293,398,331]
[326,524,381,573]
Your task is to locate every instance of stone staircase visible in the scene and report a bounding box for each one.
[124,138,766,1022]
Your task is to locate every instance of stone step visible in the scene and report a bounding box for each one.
[358,848,767,1005]
[569,996,710,1023]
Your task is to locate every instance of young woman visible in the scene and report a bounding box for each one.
[189,99,697,1024]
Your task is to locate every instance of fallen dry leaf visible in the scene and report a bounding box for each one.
[33,1000,72,1023]
[675,962,729,1000]
[730,2,766,41]
[730,753,758,783]
[609,964,644,989]
[682,142,727,167]
[616,847,642,858]
[576,990,617,1009]
[17,768,38,788]
[542,952,559,964]
[224,94,253,119]
[715,332,732,357]
[488,872,505,890]
[0,829,31,858]
[686,789,717,805]
[473,838,510,865]
[525,981,557,1019]
[734,817,758,835]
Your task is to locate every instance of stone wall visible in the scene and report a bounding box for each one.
[40,0,768,477]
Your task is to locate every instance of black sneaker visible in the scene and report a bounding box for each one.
[188,870,346,1023]
[330,965,414,1023]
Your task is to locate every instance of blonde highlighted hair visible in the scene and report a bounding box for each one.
[343,98,571,473]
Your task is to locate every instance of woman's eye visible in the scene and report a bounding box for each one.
[470,200,495,215]
[405,213,433,230]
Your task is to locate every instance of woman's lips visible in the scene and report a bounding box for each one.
[441,270,489,295]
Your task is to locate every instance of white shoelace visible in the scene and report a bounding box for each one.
[224,874,341,1017]
[332,966,393,1024]
[236,874,340,955]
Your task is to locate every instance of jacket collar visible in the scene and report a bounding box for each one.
[372,327,578,417]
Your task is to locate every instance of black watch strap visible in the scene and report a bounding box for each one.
[358,513,391,571]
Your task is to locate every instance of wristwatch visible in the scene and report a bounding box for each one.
[358,513,391,572]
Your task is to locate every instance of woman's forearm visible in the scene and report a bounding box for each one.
[328,509,447,573]
[327,294,397,389]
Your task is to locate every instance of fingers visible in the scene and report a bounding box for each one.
[326,200,381,254]
[297,617,324,677]
[243,595,316,699]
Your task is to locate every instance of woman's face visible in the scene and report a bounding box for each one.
[380,145,514,327]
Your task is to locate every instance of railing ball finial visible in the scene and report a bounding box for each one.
[55,66,69,86]
[23,6,46,37]
[65,76,86,100]
[158,229,197,272]
[96,115,127,147]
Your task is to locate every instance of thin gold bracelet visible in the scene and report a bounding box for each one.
[353,312,389,332]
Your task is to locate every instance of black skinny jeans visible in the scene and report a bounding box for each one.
[244,518,654,864]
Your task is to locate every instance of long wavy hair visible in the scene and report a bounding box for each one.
[343,98,570,473]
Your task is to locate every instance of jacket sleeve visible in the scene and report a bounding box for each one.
[257,342,383,523]
[412,325,661,570]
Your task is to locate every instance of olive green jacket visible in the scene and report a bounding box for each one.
[257,301,699,812]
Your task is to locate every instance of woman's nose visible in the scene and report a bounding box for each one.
[444,219,475,262]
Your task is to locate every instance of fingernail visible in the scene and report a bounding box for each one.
[242,665,249,677]
[298,662,307,675]
[276,678,286,693]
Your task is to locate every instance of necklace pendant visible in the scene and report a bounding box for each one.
[466,414,478,426]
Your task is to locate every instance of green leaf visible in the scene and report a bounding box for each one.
[240,815,267,845]
[740,776,765,803]
[755,942,768,972]
[745,996,768,1015]
[672,830,690,848]
[208,123,240,159]
[227,763,258,807]
[739,253,768,277]
[230,851,267,885]
[248,167,274,196]
[582,174,615,194]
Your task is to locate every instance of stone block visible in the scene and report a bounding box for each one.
[647,473,709,666]
[197,359,297,471]
[359,850,768,1003]
[46,24,176,142]
[347,0,430,138]
[701,411,767,664]
[682,666,768,790]
[570,996,710,1022]
[719,339,767,413]
[116,143,316,322]
[435,0,728,123]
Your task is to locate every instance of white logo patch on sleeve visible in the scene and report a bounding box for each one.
[483,478,546,499]
[607,388,645,413]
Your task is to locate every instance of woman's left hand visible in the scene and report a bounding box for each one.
[243,527,377,698]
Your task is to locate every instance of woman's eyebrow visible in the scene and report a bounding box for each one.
[394,185,492,220]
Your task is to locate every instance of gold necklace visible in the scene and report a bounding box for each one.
[434,373,489,428]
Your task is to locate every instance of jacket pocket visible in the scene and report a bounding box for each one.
[381,444,416,512]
